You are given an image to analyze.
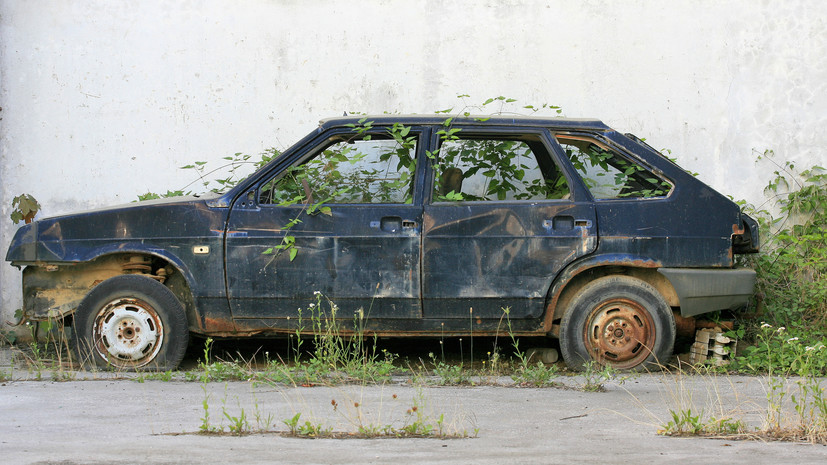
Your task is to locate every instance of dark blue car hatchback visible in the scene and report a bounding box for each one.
[6,115,759,370]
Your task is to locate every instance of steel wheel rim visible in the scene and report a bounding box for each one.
[584,298,656,369]
[92,297,164,368]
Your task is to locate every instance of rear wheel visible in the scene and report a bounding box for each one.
[559,275,675,371]
[72,275,189,371]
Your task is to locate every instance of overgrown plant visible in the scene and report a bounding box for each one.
[295,291,396,384]
[428,353,469,386]
[10,193,41,224]
[501,308,559,387]
[580,361,618,392]
[655,333,827,444]
[734,150,827,375]
[283,387,478,439]
[660,408,746,436]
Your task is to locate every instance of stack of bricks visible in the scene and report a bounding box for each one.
[689,327,735,366]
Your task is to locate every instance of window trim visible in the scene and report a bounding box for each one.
[551,133,675,201]
[256,127,425,207]
[426,128,575,205]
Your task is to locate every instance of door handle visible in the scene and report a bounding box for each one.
[549,215,574,230]
[379,216,402,233]
[545,216,592,231]
[372,217,417,233]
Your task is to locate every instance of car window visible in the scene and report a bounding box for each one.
[259,131,418,205]
[432,135,570,202]
[555,135,672,199]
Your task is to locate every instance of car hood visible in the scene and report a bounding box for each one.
[6,194,228,263]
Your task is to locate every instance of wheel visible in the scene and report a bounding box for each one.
[72,274,189,371]
[559,275,675,371]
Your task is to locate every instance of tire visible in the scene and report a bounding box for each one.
[72,274,189,371]
[559,275,675,371]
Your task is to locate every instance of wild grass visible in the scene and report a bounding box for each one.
[652,356,827,444]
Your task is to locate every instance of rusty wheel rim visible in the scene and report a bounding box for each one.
[92,298,164,368]
[584,298,656,369]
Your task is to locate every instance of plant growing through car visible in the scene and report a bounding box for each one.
[9,193,41,224]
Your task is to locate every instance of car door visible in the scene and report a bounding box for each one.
[225,126,425,326]
[421,128,598,320]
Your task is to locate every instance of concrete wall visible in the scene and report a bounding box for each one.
[1,0,825,324]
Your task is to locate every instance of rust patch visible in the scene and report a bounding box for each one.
[21,254,172,321]
[673,312,696,338]
[696,320,734,331]
[543,258,663,332]
[202,316,236,333]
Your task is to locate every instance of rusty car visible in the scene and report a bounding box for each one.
[6,115,759,370]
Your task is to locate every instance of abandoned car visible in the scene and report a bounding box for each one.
[6,115,759,371]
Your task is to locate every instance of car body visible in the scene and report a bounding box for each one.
[6,115,759,370]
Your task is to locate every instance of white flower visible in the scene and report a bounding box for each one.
[313,290,321,295]
[806,346,816,352]
[761,322,772,329]
[777,326,786,333]
[787,337,799,343]
[309,303,315,308]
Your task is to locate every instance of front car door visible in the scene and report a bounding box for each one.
[225,124,425,329]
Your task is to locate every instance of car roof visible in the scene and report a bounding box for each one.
[318,115,611,131]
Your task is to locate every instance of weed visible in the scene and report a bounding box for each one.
[429,353,469,385]
[281,412,331,437]
[660,408,746,436]
[222,406,250,435]
[199,383,217,433]
[281,386,477,439]
[733,153,827,374]
[282,412,302,435]
[581,361,617,392]
[502,308,559,387]
[293,291,397,384]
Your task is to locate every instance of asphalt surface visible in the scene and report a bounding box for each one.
[2,348,827,464]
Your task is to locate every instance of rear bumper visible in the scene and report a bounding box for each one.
[658,268,757,317]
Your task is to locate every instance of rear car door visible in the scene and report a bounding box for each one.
[421,128,598,321]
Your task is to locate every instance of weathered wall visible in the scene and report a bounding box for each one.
[1,0,825,324]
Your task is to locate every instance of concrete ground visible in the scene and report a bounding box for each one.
[1,348,826,464]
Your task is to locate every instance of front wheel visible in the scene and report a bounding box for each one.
[559,275,675,371]
[72,275,189,371]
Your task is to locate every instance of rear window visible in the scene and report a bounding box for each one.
[555,135,672,199]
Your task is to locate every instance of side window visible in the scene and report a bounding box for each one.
[555,135,672,199]
[433,135,570,202]
[259,131,417,205]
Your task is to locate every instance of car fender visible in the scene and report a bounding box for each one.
[544,253,666,330]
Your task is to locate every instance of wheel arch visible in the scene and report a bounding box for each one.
[20,249,199,331]
[544,254,680,335]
